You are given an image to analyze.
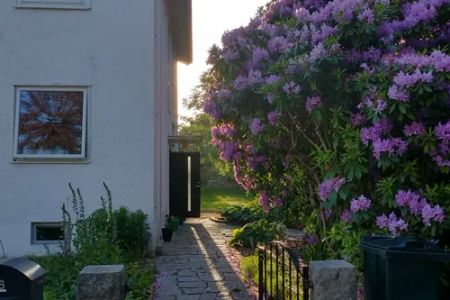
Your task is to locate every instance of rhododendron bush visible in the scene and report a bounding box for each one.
[203,0,450,260]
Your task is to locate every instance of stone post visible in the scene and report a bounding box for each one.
[309,260,357,300]
[76,265,125,300]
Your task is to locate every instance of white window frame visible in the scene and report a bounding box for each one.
[15,0,91,10]
[31,222,64,244]
[13,86,88,161]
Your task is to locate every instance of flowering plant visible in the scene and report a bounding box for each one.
[203,0,450,258]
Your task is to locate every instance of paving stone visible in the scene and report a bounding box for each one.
[182,287,206,295]
[178,276,199,282]
[199,293,219,300]
[154,218,251,299]
[178,281,207,288]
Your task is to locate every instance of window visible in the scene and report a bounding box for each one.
[31,222,64,244]
[15,0,92,10]
[13,87,87,160]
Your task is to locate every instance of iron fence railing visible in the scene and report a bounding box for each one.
[258,241,310,300]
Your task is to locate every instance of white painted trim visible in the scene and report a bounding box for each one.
[13,86,88,161]
[15,0,92,10]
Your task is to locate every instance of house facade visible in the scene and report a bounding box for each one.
[0,0,192,257]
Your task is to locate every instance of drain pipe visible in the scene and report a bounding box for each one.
[0,239,6,259]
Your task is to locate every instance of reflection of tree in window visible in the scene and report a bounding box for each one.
[18,91,84,155]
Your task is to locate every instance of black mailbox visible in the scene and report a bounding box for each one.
[0,258,46,300]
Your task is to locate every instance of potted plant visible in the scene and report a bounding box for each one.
[161,215,179,242]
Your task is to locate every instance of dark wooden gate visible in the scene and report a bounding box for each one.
[169,152,201,218]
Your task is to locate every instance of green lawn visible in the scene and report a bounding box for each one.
[201,186,255,211]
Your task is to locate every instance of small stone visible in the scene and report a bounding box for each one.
[309,260,357,300]
[76,265,125,300]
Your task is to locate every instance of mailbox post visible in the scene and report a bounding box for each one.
[0,258,46,300]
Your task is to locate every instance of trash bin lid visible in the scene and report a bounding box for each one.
[0,258,46,281]
[360,236,450,262]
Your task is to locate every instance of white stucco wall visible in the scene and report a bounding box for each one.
[0,0,169,257]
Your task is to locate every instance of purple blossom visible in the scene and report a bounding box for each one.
[222,49,240,62]
[358,8,374,24]
[217,89,231,100]
[350,113,366,126]
[266,93,275,104]
[305,96,322,113]
[372,138,408,160]
[265,74,280,85]
[233,75,249,91]
[267,36,292,54]
[375,100,387,113]
[252,47,270,64]
[403,122,425,137]
[247,70,264,85]
[259,191,270,213]
[203,100,220,119]
[318,177,346,201]
[305,234,318,245]
[267,111,279,125]
[395,190,424,215]
[272,197,283,208]
[393,69,433,88]
[430,50,450,72]
[422,203,445,226]
[376,212,408,236]
[360,118,392,145]
[435,121,450,141]
[388,85,409,101]
[283,81,301,94]
[309,42,327,63]
[341,209,352,223]
[250,118,264,135]
[350,195,372,212]
[219,142,239,161]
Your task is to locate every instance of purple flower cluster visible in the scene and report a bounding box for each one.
[360,118,392,145]
[394,50,450,72]
[268,36,293,54]
[318,177,346,201]
[376,213,408,236]
[350,195,372,212]
[250,118,264,135]
[372,138,408,160]
[403,122,425,137]
[358,8,374,23]
[305,96,322,113]
[395,190,445,226]
[283,81,301,94]
[379,0,446,41]
[267,111,279,125]
[393,69,433,88]
[232,70,264,91]
[430,121,450,167]
[341,209,352,223]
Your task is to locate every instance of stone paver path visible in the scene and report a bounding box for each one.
[154,218,253,300]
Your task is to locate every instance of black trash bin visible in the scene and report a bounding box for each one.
[360,236,450,300]
[0,258,46,300]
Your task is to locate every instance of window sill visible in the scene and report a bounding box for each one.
[15,0,92,10]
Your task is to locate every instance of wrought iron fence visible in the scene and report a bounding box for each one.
[258,241,310,300]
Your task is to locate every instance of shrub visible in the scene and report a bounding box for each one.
[203,0,450,266]
[229,219,286,248]
[220,204,263,224]
[31,183,153,299]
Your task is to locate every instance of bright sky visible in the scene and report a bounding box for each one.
[177,0,269,120]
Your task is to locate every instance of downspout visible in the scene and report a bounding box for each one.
[152,0,162,253]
